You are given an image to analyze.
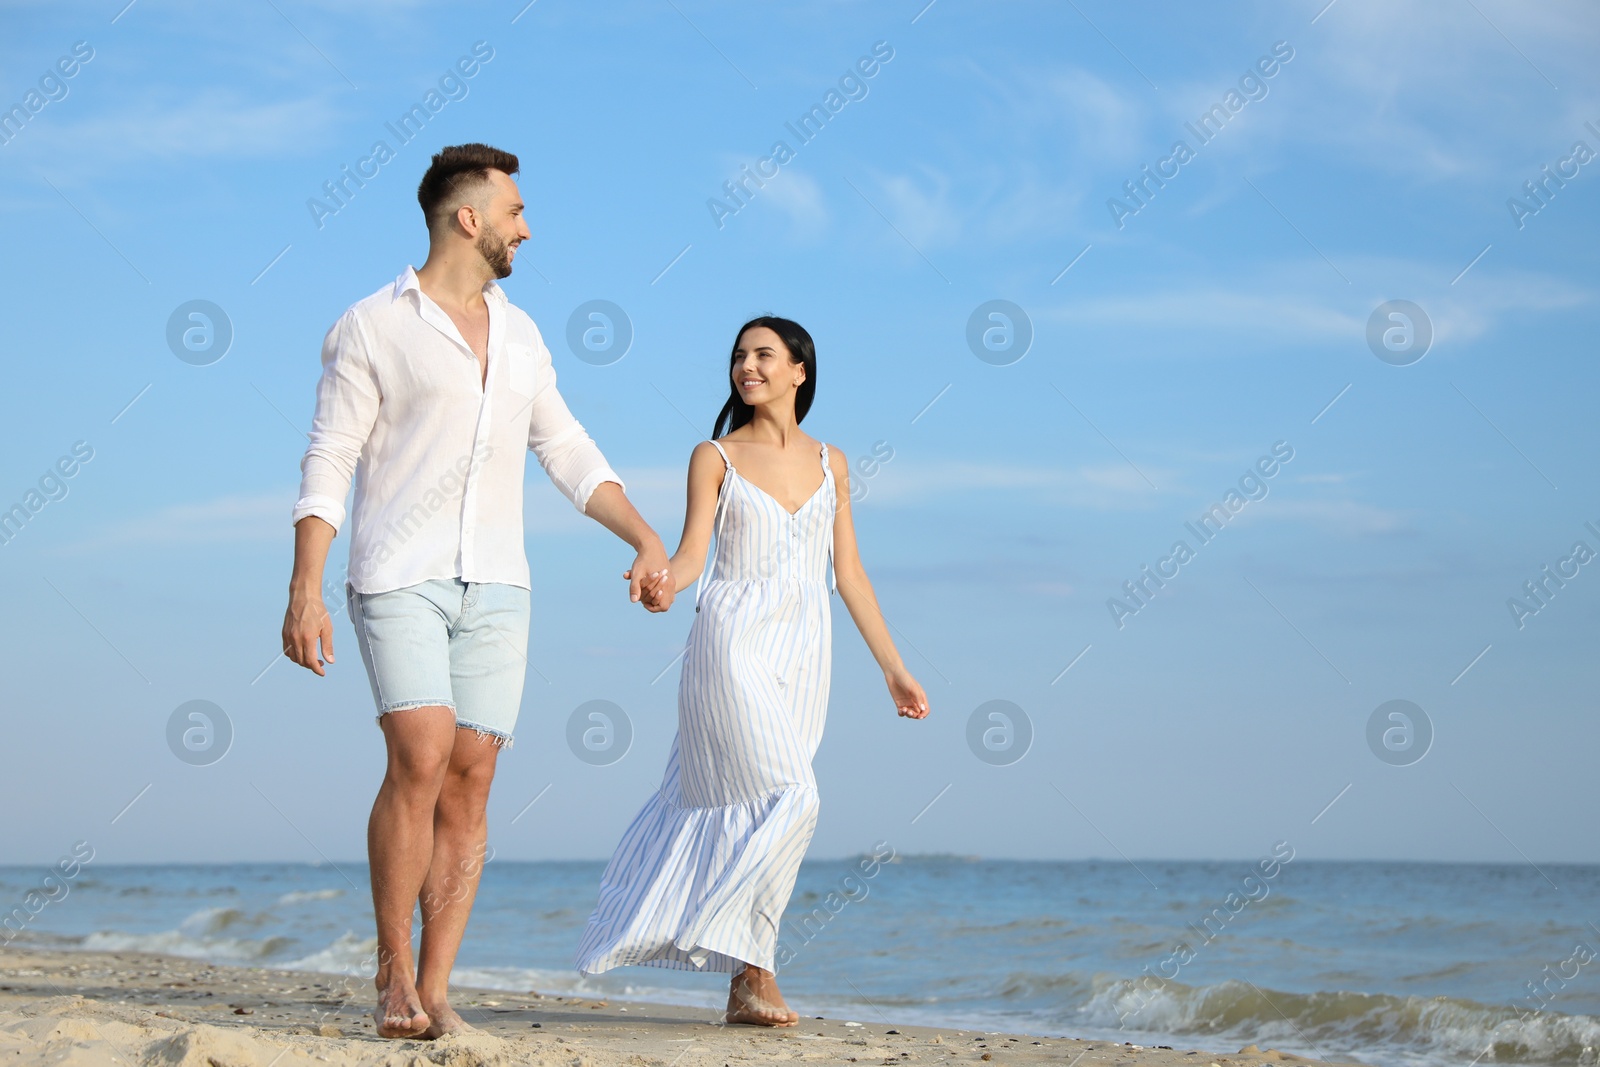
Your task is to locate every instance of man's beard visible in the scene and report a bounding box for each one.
[476,226,514,279]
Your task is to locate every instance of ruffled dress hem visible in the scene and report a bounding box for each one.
[573,779,819,977]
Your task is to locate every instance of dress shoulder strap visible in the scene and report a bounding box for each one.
[819,442,837,597]
[695,441,734,613]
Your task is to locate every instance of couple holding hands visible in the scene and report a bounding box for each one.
[280,143,929,1037]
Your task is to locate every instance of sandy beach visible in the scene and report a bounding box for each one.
[0,945,1360,1067]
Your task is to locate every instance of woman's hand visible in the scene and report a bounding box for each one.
[885,665,929,719]
[623,566,674,612]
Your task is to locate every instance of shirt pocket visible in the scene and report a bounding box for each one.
[505,343,538,397]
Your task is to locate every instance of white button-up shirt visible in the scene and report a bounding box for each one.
[292,267,623,594]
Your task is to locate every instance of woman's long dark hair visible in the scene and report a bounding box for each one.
[712,316,817,438]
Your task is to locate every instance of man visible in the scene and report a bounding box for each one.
[281,143,673,1039]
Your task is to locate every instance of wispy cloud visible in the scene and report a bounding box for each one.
[57,472,690,554]
[847,163,963,253]
[1240,497,1416,537]
[761,168,831,241]
[18,89,346,166]
[55,490,293,553]
[1045,286,1359,343]
[1256,0,1596,182]
[1037,257,1593,351]
[857,459,1164,511]
[526,465,687,535]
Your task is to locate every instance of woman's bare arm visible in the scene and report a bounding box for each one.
[826,445,929,718]
[658,441,728,596]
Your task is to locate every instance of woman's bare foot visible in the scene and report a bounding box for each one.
[374,982,430,1038]
[420,999,471,1039]
[725,966,799,1027]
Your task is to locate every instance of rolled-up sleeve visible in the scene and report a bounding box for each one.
[525,339,623,513]
[291,309,380,531]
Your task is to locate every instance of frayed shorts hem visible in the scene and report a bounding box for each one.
[371,703,514,748]
[456,719,515,749]
[375,699,456,718]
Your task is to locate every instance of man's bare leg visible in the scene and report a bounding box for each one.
[369,706,457,1038]
[726,964,799,1026]
[415,727,501,1037]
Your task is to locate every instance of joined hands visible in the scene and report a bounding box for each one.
[624,544,675,612]
[627,568,674,611]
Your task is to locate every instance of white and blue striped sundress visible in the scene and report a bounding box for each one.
[574,439,837,975]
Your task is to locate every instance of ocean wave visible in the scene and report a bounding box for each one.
[78,927,293,962]
[993,971,1094,1002]
[282,932,377,976]
[276,889,345,906]
[950,917,1083,937]
[1080,975,1600,1065]
[1361,915,1502,938]
[449,965,727,1013]
[178,907,265,936]
[64,906,290,962]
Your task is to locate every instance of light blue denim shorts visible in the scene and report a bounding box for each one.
[346,578,530,747]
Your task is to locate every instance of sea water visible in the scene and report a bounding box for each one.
[1,857,1594,1067]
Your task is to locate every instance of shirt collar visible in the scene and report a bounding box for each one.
[394,266,420,302]
[394,266,508,307]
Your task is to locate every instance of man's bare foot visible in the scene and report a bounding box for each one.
[374,982,430,1038]
[725,966,799,1027]
[420,999,472,1039]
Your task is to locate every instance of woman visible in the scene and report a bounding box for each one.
[573,316,930,1026]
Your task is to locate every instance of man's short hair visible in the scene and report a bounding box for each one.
[417,143,520,232]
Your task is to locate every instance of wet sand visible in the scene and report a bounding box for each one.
[0,945,1361,1066]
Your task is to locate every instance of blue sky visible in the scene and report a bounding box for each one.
[1,0,1596,868]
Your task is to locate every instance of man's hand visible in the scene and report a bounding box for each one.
[283,590,336,675]
[638,567,675,612]
[284,516,338,675]
[584,484,675,613]
[624,540,674,612]
[624,567,674,612]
